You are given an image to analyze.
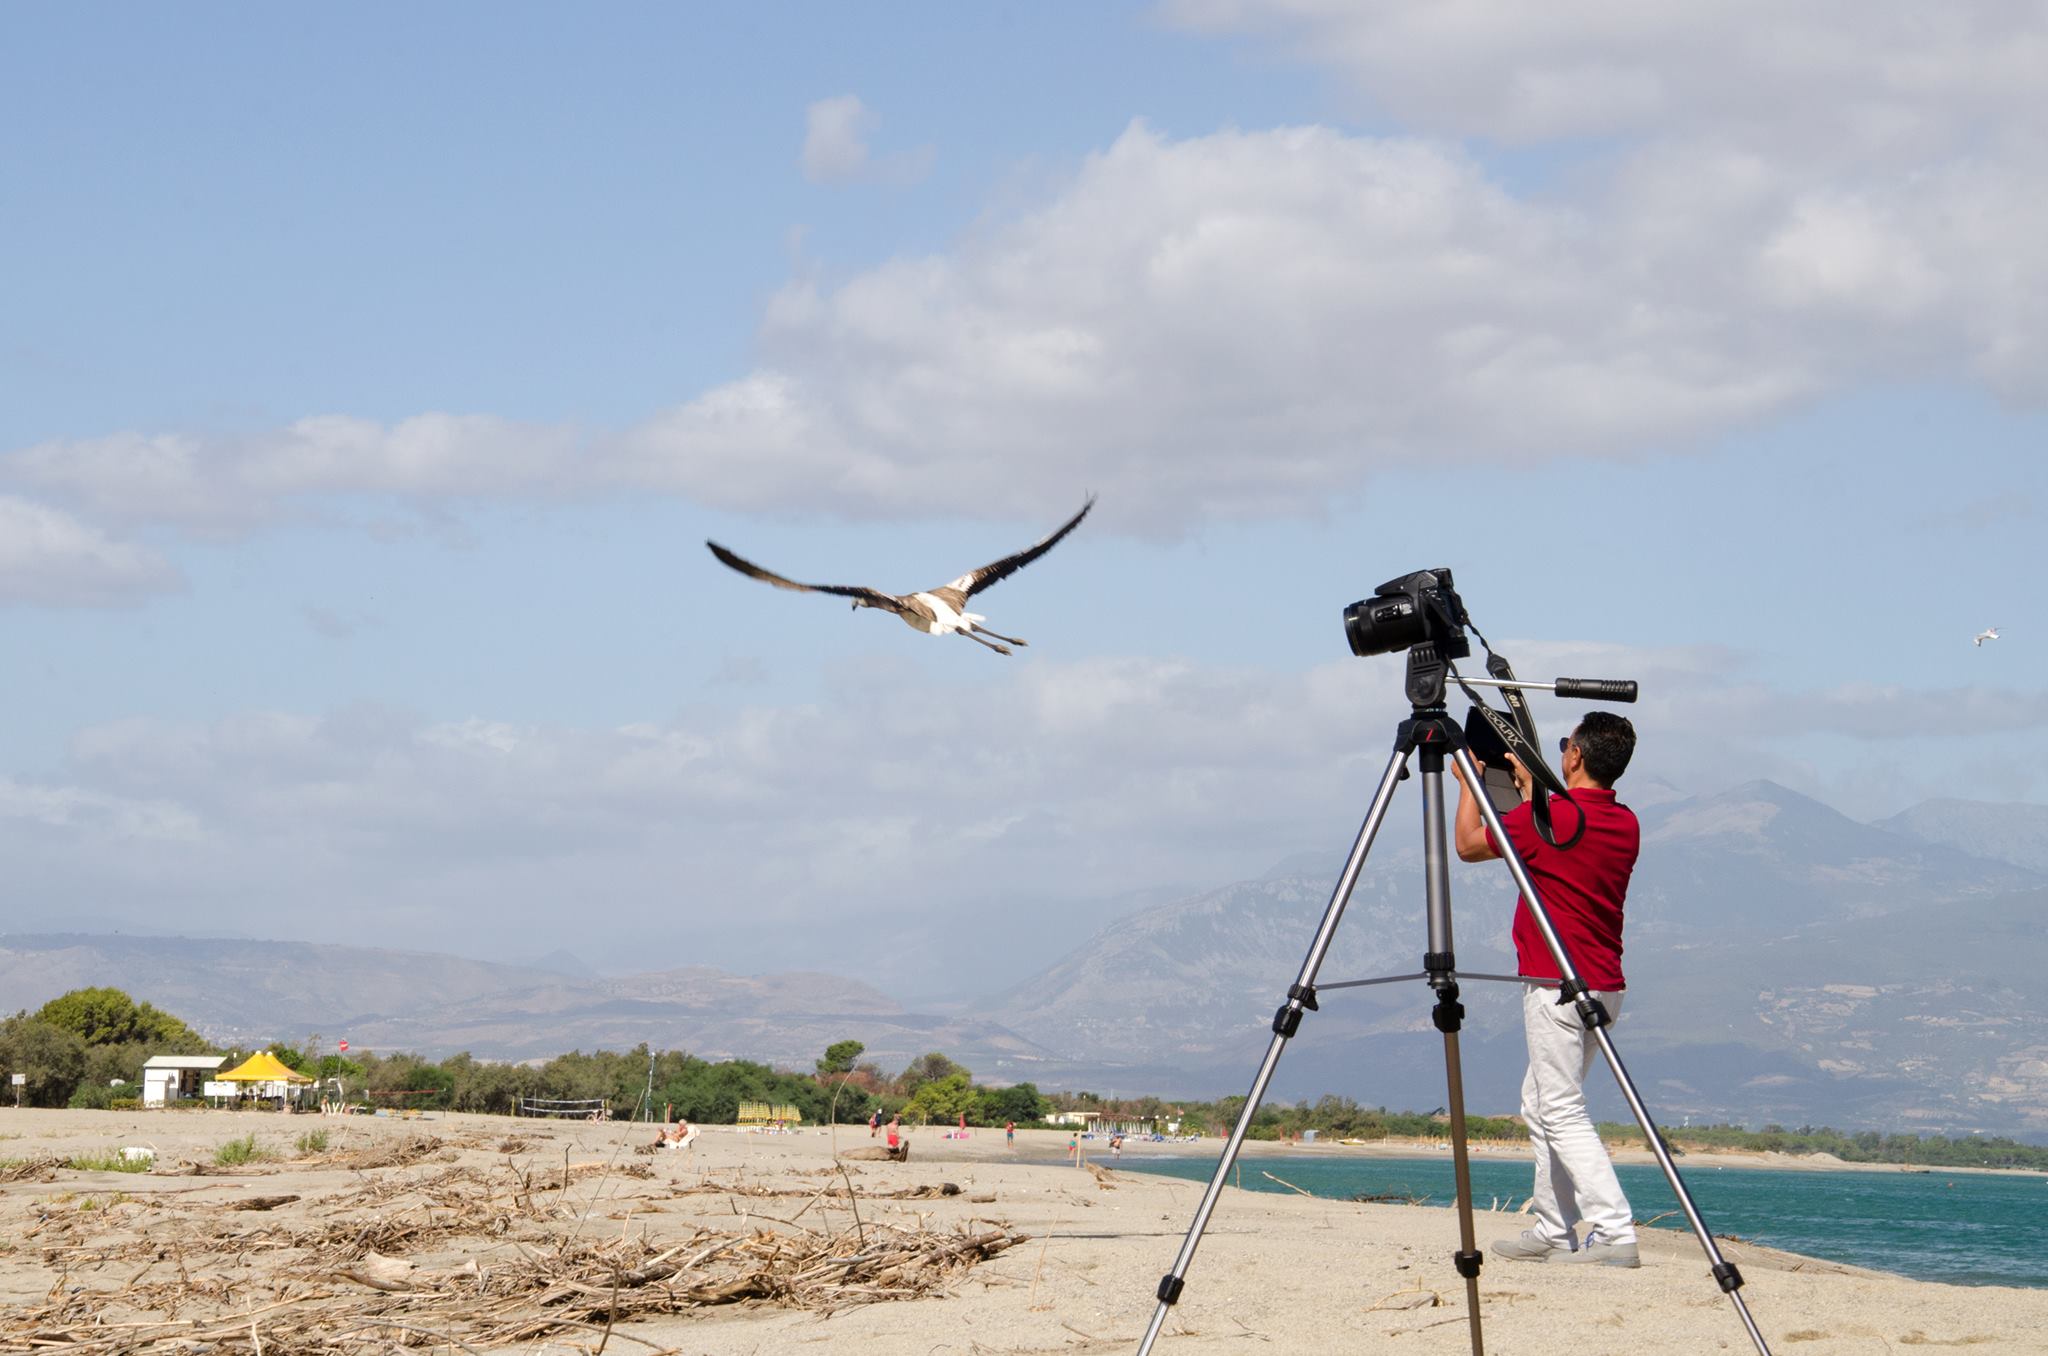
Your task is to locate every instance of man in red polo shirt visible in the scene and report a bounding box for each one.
[1452,711,1641,1268]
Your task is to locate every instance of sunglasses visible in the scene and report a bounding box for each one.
[1558,737,1574,755]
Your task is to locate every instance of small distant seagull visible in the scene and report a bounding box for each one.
[1974,626,2001,647]
[707,497,1094,655]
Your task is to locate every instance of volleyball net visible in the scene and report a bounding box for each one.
[518,1096,611,1119]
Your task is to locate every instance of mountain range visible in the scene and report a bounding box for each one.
[5,780,2045,1136]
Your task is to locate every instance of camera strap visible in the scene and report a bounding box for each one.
[1453,654,1586,850]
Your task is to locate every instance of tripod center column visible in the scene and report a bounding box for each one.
[1416,740,1457,983]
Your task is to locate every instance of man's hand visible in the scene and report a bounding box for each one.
[1453,752,1501,862]
[1507,752,1534,802]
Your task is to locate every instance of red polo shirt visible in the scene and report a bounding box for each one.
[1483,788,1638,991]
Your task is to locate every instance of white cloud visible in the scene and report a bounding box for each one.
[0,776,199,841]
[621,114,2047,524]
[8,14,2047,533]
[801,94,933,186]
[0,495,180,607]
[802,95,873,183]
[8,416,581,532]
[1156,1,2048,152]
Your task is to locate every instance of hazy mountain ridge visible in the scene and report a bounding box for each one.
[984,780,2048,1133]
[0,934,567,1037]
[1628,781,2043,940]
[1879,798,2048,875]
[6,779,2047,1133]
[0,932,1066,1082]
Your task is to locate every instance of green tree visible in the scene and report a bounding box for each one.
[366,1054,455,1109]
[905,1071,975,1122]
[34,988,206,1050]
[817,1039,866,1076]
[82,1042,149,1093]
[0,1013,89,1107]
[974,1081,1047,1125]
[266,1042,310,1072]
[898,1051,967,1095]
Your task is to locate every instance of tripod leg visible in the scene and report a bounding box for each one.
[1454,745,1774,1356]
[1134,745,1412,1356]
[1418,745,1485,1356]
[1439,1014,1484,1354]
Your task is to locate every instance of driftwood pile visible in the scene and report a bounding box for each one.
[7,1153,1027,1354]
[839,1143,912,1163]
[1,1155,64,1183]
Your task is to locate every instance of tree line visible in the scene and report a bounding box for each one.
[0,991,1047,1127]
[8,989,2046,1168]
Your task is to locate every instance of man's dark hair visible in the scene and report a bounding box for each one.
[1571,712,1635,787]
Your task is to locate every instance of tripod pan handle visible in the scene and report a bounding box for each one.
[1555,677,1638,703]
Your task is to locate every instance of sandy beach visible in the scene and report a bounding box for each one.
[4,1106,2043,1355]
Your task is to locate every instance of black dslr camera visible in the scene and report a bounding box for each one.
[1342,568,1471,661]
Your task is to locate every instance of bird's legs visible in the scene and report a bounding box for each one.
[958,630,1013,656]
[971,624,1027,648]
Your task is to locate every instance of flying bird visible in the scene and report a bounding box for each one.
[1975,626,2001,647]
[706,497,1094,655]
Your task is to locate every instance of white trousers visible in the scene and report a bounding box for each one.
[1521,982,1635,1248]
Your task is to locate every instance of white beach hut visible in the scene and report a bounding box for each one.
[141,1054,226,1108]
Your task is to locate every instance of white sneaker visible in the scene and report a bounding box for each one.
[1490,1229,1570,1263]
[1559,1238,1640,1268]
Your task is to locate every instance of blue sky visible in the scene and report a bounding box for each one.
[4,3,2045,987]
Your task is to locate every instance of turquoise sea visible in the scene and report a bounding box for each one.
[1111,1151,2048,1289]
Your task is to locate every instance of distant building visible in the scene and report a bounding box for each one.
[141,1055,226,1108]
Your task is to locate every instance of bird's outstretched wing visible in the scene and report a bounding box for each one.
[706,542,907,614]
[947,496,1096,598]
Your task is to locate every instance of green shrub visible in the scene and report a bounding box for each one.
[295,1129,329,1156]
[65,1150,151,1173]
[213,1134,270,1166]
[67,1082,121,1110]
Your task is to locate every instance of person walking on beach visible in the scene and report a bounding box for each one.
[886,1115,901,1150]
[869,1108,880,1138]
[1006,1119,1015,1149]
[1454,712,1642,1268]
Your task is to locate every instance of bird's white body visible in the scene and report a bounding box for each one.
[909,591,984,636]
[1975,627,2001,647]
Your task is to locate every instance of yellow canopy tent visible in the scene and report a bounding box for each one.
[216,1052,315,1085]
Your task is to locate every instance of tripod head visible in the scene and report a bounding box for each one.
[1353,569,1639,849]
[1404,641,1459,708]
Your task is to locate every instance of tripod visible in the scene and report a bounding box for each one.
[1136,651,1771,1356]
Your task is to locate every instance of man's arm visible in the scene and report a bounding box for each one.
[1450,757,1500,862]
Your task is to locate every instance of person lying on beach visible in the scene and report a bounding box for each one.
[651,1117,694,1148]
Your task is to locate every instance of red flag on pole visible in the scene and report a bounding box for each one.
[338,1039,349,1052]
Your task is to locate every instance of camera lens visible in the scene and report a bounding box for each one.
[1343,594,1426,658]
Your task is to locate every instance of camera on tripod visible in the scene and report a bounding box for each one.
[1343,568,1471,661]
[1139,568,1768,1356]
[1344,567,1640,710]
